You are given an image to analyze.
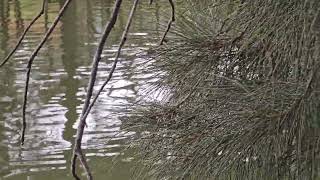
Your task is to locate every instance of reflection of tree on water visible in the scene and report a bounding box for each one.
[0,0,25,175]
[0,0,9,57]
[13,0,24,37]
[58,0,81,142]
[86,0,98,39]
[0,1,11,174]
[0,0,168,178]
[44,0,49,31]
[0,0,19,129]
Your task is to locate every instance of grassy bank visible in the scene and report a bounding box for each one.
[125,0,320,179]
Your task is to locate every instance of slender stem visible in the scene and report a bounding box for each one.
[82,0,140,125]
[71,0,123,179]
[79,0,123,119]
[71,154,80,180]
[21,0,72,145]
[78,149,93,180]
[159,0,175,45]
[0,0,47,68]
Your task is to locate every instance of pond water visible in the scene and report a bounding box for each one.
[0,0,168,179]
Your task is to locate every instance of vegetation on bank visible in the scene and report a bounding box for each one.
[125,0,320,179]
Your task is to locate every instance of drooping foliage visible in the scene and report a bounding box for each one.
[125,0,320,179]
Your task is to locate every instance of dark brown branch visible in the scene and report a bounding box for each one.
[71,154,79,180]
[21,0,72,145]
[159,0,175,45]
[71,0,124,179]
[79,1,122,119]
[0,0,47,68]
[81,0,140,123]
[78,149,92,180]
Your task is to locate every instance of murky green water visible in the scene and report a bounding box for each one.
[0,0,167,179]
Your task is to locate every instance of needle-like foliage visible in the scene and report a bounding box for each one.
[125,0,320,179]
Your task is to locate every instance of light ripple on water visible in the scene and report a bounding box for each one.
[0,0,168,178]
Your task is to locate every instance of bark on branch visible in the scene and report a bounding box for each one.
[71,0,124,179]
[0,0,47,68]
[81,0,140,124]
[159,0,175,45]
[7,0,176,178]
[21,0,72,145]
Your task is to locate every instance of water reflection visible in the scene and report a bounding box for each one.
[0,0,165,179]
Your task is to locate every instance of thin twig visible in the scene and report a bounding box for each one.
[159,0,175,45]
[71,0,124,179]
[0,0,47,68]
[82,0,140,125]
[71,154,79,180]
[79,1,122,119]
[21,0,72,145]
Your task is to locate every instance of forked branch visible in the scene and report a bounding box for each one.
[71,0,124,179]
[71,0,141,178]
[159,0,175,45]
[0,0,47,68]
[21,0,72,145]
[81,0,140,124]
[6,0,176,179]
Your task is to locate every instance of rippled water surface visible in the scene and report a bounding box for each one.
[0,0,167,179]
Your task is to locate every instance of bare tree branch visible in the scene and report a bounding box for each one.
[159,0,175,45]
[21,0,72,145]
[71,0,124,179]
[71,154,79,180]
[82,0,140,126]
[0,0,47,68]
[70,0,140,179]
[9,0,175,178]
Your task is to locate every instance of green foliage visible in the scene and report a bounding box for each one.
[125,0,320,179]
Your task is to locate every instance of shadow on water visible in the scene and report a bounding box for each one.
[0,0,166,179]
